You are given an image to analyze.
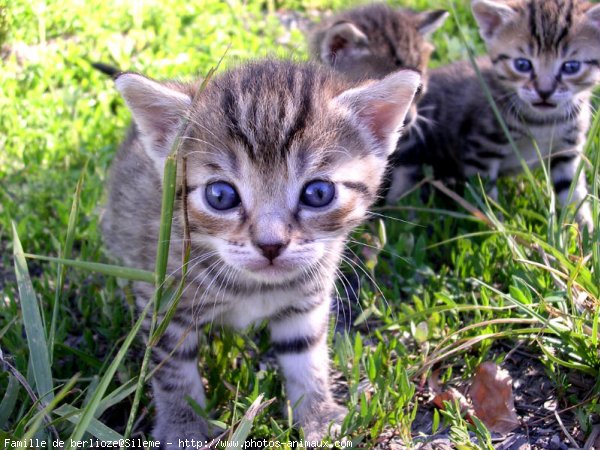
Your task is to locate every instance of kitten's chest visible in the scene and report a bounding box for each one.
[498,123,576,174]
[216,289,305,329]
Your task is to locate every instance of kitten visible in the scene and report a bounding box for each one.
[101,60,420,446]
[387,0,599,231]
[309,3,448,128]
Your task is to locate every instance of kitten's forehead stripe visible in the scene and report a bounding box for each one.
[526,0,580,55]
[222,87,255,157]
[279,70,313,156]
[212,62,338,169]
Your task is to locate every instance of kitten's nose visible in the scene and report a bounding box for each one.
[256,242,286,262]
[536,88,554,101]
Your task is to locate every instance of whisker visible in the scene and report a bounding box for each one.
[367,210,421,227]
[341,247,391,313]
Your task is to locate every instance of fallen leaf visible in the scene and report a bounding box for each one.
[469,361,520,434]
[429,369,473,417]
[432,387,472,416]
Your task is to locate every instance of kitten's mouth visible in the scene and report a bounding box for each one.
[532,101,557,110]
[242,258,300,274]
[245,263,301,283]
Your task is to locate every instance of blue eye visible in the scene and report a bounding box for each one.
[300,180,335,208]
[514,58,533,73]
[205,181,240,210]
[561,60,581,75]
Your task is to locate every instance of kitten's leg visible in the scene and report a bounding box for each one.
[464,156,502,201]
[144,311,210,449]
[551,150,593,232]
[269,298,347,441]
[385,140,424,204]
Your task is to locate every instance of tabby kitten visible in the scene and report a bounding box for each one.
[310,3,448,127]
[387,0,599,231]
[101,60,420,446]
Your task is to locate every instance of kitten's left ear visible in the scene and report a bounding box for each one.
[333,70,421,156]
[415,9,449,36]
[472,0,516,40]
[115,73,192,167]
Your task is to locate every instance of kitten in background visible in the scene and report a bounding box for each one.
[309,3,448,129]
[101,60,420,446]
[387,0,599,232]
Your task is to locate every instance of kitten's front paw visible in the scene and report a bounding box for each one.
[154,419,210,450]
[301,403,348,442]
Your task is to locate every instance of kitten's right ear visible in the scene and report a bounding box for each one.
[115,73,191,163]
[471,0,516,40]
[333,70,421,157]
[319,22,370,65]
[585,3,600,29]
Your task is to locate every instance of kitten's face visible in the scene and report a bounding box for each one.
[115,62,419,285]
[473,0,600,116]
[312,4,448,127]
[182,112,384,283]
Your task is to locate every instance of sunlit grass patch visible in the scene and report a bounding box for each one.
[1,0,599,448]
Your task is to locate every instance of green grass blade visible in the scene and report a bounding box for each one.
[55,404,125,441]
[121,131,180,444]
[24,253,155,283]
[226,395,266,449]
[123,65,220,443]
[0,374,20,427]
[23,374,79,442]
[153,150,178,309]
[121,103,183,445]
[537,340,597,375]
[49,165,86,363]
[558,109,600,232]
[64,299,153,450]
[587,109,600,278]
[12,222,54,405]
[95,378,140,418]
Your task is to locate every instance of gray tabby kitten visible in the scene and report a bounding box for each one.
[309,3,448,128]
[387,0,599,231]
[101,60,420,446]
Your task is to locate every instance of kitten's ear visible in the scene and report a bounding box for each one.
[471,0,516,40]
[320,22,370,65]
[333,70,421,156]
[415,9,449,36]
[115,73,191,163]
[585,3,600,29]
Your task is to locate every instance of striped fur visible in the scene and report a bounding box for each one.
[101,60,419,446]
[387,0,600,231]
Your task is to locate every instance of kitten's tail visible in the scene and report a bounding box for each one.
[91,61,122,78]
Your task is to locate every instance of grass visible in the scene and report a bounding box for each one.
[1,0,599,448]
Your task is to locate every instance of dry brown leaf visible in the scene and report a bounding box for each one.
[429,369,473,417]
[469,361,520,434]
[432,387,473,416]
